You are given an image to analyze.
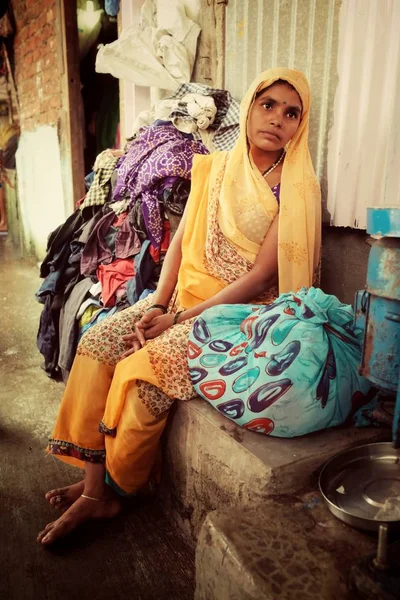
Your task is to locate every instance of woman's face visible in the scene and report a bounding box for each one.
[247,81,302,153]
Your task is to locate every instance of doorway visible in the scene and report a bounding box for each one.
[59,0,120,210]
[78,0,119,174]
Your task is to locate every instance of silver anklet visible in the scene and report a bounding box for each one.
[81,493,102,502]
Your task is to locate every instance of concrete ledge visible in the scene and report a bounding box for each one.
[195,494,377,600]
[162,398,390,538]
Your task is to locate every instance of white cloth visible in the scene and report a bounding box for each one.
[130,81,240,151]
[95,0,201,91]
[132,93,216,134]
[89,282,102,297]
[76,298,102,321]
[172,93,217,133]
[110,199,130,215]
[133,98,179,132]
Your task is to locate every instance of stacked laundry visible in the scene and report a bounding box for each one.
[36,123,207,380]
[112,124,207,246]
[80,148,122,210]
[132,82,240,152]
[36,206,102,378]
[36,82,240,381]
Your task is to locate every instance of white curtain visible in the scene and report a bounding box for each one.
[327,0,400,228]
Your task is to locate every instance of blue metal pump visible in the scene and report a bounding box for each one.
[355,208,400,447]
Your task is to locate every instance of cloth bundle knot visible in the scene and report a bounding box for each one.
[182,93,217,129]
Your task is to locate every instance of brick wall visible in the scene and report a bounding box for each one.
[11,0,62,131]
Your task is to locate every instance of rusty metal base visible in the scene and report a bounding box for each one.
[349,541,400,600]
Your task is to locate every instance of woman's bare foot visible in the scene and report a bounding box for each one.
[37,494,122,545]
[45,480,85,512]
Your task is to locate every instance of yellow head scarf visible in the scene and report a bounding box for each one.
[178,68,321,308]
[218,67,321,293]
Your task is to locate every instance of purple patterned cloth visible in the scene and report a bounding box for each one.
[271,182,281,203]
[113,125,208,247]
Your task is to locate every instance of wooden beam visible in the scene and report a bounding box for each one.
[56,0,85,211]
[192,0,227,88]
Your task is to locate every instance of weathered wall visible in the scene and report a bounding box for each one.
[225,0,341,218]
[321,227,370,305]
[191,0,225,88]
[224,0,381,300]
[16,127,66,258]
[10,0,71,259]
[12,0,61,130]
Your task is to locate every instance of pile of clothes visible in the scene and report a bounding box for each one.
[132,82,240,152]
[36,84,240,380]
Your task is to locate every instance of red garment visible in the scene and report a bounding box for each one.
[112,211,128,227]
[97,258,135,307]
[76,195,87,208]
[150,221,171,263]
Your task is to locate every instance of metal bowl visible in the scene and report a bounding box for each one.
[319,442,400,532]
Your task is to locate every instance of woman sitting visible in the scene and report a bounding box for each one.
[37,68,321,545]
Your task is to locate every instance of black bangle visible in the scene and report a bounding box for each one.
[173,311,184,325]
[146,304,168,314]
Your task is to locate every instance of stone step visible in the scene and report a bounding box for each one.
[162,398,390,539]
[194,493,378,600]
